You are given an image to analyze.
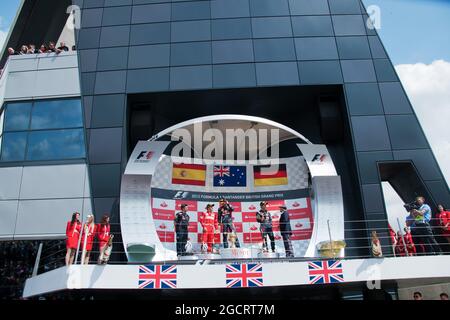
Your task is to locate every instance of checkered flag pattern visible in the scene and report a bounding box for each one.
[151,155,309,192]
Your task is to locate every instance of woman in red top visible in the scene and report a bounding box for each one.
[81,215,96,264]
[437,205,450,243]
[394,231,408,257]
[65,212,81,265]
[96,214,111,263]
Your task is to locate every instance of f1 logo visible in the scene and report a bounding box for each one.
[174,191,189,199]
[311,154,326,163]
[137,151,154,160]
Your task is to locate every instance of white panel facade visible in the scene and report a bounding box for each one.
[38,55,78,70]
[0,200,19,237]
[0,164,92,239]
[34,68,80,98]
[0,167,23,200]
[2,53,80,101]
[15,198,85,236]
[20,164,87,200]
[7,58,39,72]
[4,70,37,100]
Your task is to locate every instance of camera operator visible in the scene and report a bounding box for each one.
[405,196,441,255]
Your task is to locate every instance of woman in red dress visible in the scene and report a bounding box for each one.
[81,214,96,264]
[437,205,450,244]
[96,214,111,264]
[65,212,81,265]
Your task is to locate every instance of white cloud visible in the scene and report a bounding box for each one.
[395,60,450,184]
[383,60,450,232]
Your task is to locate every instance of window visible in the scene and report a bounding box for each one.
[4,102,32,131]
[27,129,85,161]
[0,98,85,162]
[0,132,27,161]
[31,100,83,130]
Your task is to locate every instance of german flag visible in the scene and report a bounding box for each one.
[172,163,206,186]
[253,164,288,187]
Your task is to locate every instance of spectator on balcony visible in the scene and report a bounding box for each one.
[58,42,69,52]
[48,42,62,54]
[406,196,442,255]
[27,44,38,54]
[39,44,48,53]
[440,293,449,300]
[19,45,28,55]
[437,205,450,245]
[8,47,19,55]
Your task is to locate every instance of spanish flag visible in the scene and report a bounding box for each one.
[254,164,288,187]
[172,163,206,186]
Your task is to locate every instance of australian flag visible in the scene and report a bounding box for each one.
[213,165,246,187]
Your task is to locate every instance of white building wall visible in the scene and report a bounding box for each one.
[1,52,80,104]
[0,164,92,240]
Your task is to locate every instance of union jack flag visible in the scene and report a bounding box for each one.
[213,166,230,177]
[308,260,344,284]
[226,263,263,288]
[138,265,177,289]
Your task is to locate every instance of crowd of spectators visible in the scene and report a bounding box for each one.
[0,240,65,300]
[8,41,75,56]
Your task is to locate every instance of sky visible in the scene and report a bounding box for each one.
[0,0,449,230]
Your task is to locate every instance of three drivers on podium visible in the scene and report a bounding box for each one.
[174,199,294,257]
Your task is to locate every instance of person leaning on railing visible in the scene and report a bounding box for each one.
[7,47,19,55]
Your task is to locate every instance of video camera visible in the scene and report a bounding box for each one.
[404,201,420,212]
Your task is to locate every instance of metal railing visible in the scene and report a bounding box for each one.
[25,216,450,275]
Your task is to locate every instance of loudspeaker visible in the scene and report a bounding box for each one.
[318,95,343,143]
